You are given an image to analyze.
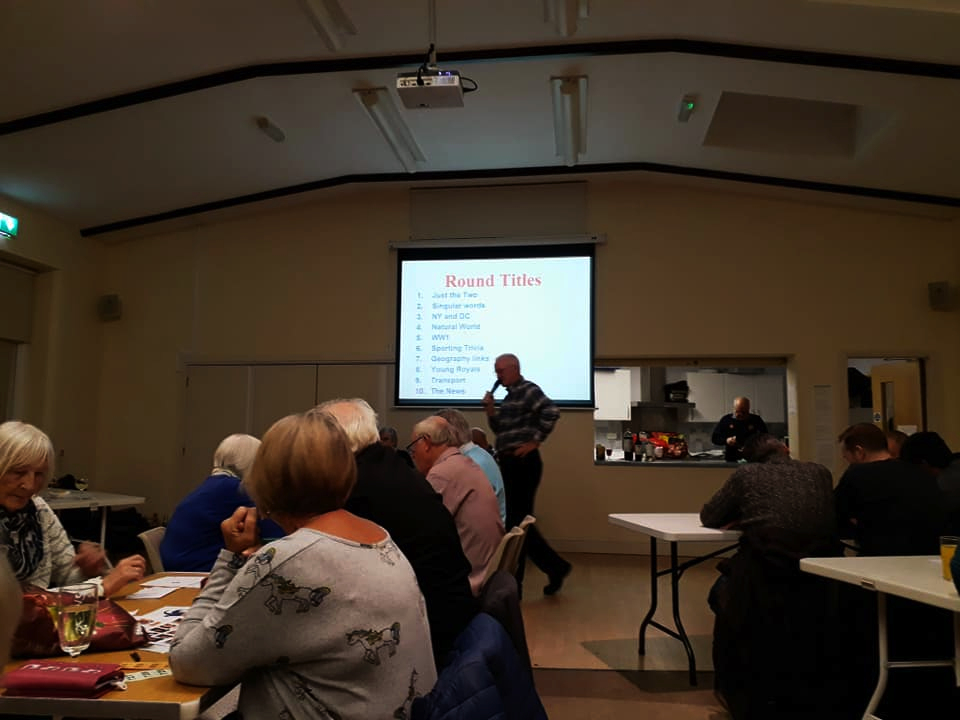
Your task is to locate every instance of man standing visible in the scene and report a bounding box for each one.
[711,397,768,462]
[482,353,570,596]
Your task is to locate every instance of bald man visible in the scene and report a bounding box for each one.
[711,397,768,463]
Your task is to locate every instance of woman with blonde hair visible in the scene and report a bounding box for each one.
[160,433,283,571]
[171,412,436,718]
[0,421,145,595]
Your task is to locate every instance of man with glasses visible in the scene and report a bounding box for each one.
[315,399,477,665]
[482,353,569,597]
[408,416,504,595]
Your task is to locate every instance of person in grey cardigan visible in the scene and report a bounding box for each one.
[171,411,437,719]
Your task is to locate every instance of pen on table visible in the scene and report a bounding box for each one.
[130,651,141,662]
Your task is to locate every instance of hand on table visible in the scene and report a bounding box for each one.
[222,506,260,555]
[102,554,147,596]
[74,541,109,576]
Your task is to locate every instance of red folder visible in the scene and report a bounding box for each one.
[3,661,125,698]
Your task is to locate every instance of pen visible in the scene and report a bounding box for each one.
[130,651,141,662]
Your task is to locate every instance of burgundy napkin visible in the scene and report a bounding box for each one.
[3,661,125,698]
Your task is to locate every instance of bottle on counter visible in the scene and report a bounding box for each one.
[622,429,634,462]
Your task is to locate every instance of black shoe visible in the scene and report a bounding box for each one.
[543,564,571,596]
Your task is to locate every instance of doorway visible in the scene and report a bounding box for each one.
[846,357,925,434]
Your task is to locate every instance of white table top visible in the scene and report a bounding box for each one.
[41,490,146,510]
[801,556,960,613]
[608,513,742,543]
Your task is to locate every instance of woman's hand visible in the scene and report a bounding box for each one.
[73,541,109,576]
[221,506,260,555]
[102,554,147,596]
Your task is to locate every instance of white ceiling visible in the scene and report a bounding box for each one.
[1,0,959,235]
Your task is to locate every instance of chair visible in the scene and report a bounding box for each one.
[479,569,533,671]
[480,515,536,589]
[500,514,536,576]
[481,527,524,589]
[138,526,166,574]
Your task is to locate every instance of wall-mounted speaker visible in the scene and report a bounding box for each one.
[96,294,122,321]
[928,281,957,312]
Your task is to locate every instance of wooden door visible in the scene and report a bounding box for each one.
[870,360,924,433]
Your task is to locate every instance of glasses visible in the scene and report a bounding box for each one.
[405,435,426,453]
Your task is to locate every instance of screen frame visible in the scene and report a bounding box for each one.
[393,242,596,408]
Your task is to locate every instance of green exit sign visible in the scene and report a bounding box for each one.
[0,212,18,238]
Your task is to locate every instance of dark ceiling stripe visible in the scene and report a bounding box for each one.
[5,38,960,136]
[79,162,960,237]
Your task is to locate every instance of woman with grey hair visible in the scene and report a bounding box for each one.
[0,421,145,595]
[160,434,284,571]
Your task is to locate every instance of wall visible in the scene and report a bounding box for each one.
[0,195,105,478]
[90,180,960,552]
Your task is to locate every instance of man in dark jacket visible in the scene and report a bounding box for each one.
[317,398,477,665]
[711,397,768,462]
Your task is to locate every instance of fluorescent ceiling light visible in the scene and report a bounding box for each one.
[298,0,357,51]
[544,0,589,36]
[551,76,588,167]
[353,88,425,174]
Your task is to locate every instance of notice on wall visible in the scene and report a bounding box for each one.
[813,385,835,469]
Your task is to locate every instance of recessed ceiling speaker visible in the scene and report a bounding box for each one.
[97,294,122,321]
[928,281,956,311]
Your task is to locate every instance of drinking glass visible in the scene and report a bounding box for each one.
[941,536,960,581]
[56,583,98,657]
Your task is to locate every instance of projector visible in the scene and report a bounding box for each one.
[396,70,464,109]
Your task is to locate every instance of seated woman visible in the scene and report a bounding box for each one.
[160,434,283,571]
[170,412,437,718]
[0,421,145,595]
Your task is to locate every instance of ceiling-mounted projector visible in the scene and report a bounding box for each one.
[396,69,464,109]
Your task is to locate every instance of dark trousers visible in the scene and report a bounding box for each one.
[499,450,569,591]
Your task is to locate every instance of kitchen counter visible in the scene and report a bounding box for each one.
[594,458,739,468]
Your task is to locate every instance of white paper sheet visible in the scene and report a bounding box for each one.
[127,586,177,599]
[142,575,205,588]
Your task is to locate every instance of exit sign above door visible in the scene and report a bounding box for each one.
[0,212,18,238]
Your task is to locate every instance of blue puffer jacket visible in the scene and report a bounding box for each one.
[412,613,548,720]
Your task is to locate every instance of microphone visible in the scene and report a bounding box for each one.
[489,380,501,395]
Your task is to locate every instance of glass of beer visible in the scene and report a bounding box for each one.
[940,536,960,581]
[56,583,98,657]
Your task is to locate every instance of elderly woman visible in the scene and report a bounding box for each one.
[0,421,145,595]
[170,412,437,718]
[160,434,283,572]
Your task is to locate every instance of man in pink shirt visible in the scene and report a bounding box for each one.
[409,416,505,595]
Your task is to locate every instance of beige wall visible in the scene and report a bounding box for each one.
[78,180,960,551]
[0,195,105,478]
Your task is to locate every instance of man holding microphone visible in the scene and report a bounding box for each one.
[483,353,570,597]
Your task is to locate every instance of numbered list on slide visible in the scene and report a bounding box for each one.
[405,271,543,398]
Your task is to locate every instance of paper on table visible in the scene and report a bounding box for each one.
[137,606,191,655]
[127,586,177,599]
[142,576,205,589]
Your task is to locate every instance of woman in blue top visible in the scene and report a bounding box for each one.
[160,434,283,571]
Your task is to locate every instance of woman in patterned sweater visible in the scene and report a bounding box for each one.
[171,411,437,719]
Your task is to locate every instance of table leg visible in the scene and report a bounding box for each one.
[638,535,658,655]
[670,540,697,686]
[863,592,888,720]
[98,507,107,548]
[954,612,960,687]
